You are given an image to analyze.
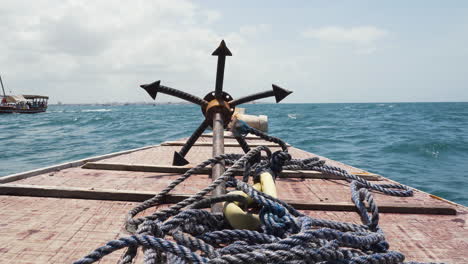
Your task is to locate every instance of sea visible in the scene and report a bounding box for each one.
[1,102,467,206]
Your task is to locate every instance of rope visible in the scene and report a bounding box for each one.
[74,124,442,264]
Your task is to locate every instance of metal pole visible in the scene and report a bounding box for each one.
[211,112,225,213]
[210,40,231,213]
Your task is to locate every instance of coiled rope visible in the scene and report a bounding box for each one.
[74,122,441,264]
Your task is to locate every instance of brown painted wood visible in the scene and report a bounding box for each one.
[1,135,466,263]
[291,201,457,215]
[0,145,156,184]
[0,184,155,202]
[0,195,464,264]
[161,141,290,147]
[81,162,381,181]
[0,184,456,215]
[0,161,85,184]
[201,134,261,140]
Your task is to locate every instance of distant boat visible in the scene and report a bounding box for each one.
[0,74,49,114]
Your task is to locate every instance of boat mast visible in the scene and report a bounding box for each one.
[0,74,6,98]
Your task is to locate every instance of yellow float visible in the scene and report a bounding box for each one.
[223,171,277,230]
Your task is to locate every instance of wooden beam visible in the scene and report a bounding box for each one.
[201,133,261,140]
[0,184,155,202]
[290,201,457,215]
[82,162,381,181]
[0,184,456,215]
[161,141,290,147]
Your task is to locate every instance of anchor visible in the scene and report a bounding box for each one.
[141,40,292,212]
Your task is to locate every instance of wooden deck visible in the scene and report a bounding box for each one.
[0,133,466,263]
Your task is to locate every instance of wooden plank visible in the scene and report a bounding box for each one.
[201,134,261,140]
[0,145,158,184]
[292,202,457,215]
[82,162,211,174]
[161,141,290,147]
[0,184,154,202]
[379,174,463,207]
[82,162,381,181]
[0,184,456,215]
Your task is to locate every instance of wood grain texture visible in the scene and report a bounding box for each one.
[0,196,465,264]
[0,134,466,263]
[0,145,156,184]
[161,141,290,147]
[0,184,456,215]
[82,162,381,181]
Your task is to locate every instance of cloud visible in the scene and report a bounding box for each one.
[202,10,222,24]
[0,0,273,103]
[302,26,388,54]
[239,24,271,36]
[39,15,111,56]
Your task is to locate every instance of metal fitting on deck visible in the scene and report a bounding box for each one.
[201,91,235,126]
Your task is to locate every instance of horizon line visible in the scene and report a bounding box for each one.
[49,101,468,106]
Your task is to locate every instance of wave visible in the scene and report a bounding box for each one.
[81,109,112,112]
[1,103,467,206]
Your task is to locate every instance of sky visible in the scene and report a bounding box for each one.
[0,0,467,104]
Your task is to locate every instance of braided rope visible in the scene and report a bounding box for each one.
[74,126,441,264]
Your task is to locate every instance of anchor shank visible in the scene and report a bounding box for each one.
[159,84,208,107]
[229,84,292,107]
[179,120,209,157]
[212,40,232,99]
[229,90,274,107]
[234,135,251,153]
[214,56,226,99]
[211,112,226,213]
[140,81,208,107]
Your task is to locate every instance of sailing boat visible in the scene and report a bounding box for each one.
[0,74,49,114]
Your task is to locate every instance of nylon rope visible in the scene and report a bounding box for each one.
[74,122,442,264]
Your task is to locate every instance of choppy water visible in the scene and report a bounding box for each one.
[1,103,467,205]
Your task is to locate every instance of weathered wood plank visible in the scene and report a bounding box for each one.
[82,162,381,181]
[161,141,290,147]
[200,134,261,139]
[0,184,456,215]
[0,184,153,202]
[0,145,157,184]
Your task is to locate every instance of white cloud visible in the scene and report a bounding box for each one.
[5,2,456,104]
[202,10,222,24]
[239,24,271,36]
[0,0,273,103]
[302,26,388,54]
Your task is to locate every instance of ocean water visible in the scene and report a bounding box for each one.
[1,103,467,206]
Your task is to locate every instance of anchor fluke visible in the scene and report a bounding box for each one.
[228,84,293,107]
[272,84,292,103]
[141,81,208,106]
[140,80,160,100]
[212,40,232,99]
[173,151,189,166]
[212,40,232,56]
[140,41,292,167]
